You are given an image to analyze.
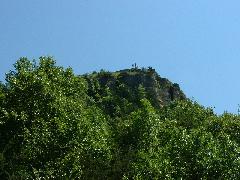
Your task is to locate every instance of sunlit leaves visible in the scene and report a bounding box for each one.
[0,57,239,179]
[0,57,112,179]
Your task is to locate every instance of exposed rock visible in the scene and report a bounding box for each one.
[83,67,186,109]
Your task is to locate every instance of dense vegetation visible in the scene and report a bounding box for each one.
[0,57,239,179]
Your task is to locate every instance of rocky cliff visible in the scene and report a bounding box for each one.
[83,67,186,109]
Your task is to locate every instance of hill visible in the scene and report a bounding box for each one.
[84,67,186,107]
[82,67,186,119]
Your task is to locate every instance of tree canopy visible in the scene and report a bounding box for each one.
[0,57,239,179]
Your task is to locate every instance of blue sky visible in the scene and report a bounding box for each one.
[1,0,240,114]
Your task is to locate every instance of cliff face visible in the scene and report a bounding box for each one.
[117,69,185,107]
[84,67,186,109]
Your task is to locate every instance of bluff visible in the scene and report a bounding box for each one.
[83,67,186,111]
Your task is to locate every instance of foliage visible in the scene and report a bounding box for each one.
[0,57,239,179]
[0,57,112,179]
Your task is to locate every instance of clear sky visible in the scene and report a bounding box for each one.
[1,0,240,114]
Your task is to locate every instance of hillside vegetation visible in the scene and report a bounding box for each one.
[0,57,239,179]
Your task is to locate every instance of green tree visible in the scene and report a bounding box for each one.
[0,57,112,179]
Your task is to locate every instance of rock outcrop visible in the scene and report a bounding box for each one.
[84,67,186,109]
